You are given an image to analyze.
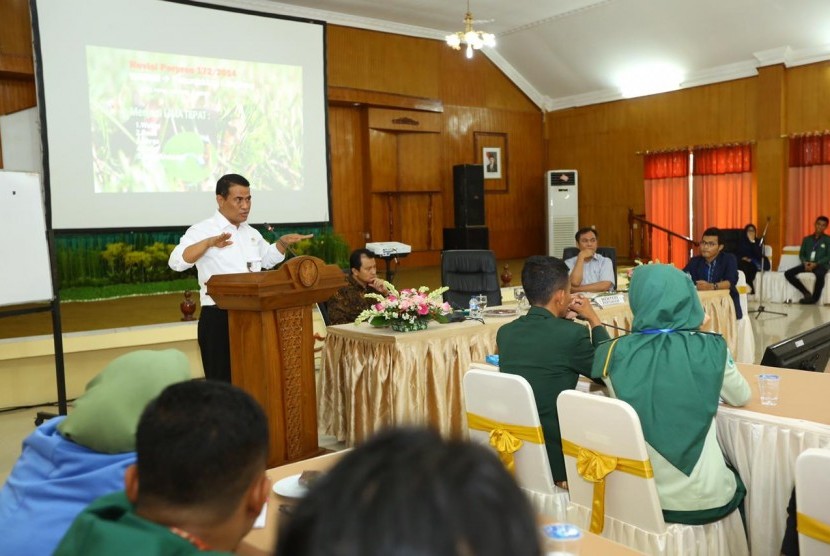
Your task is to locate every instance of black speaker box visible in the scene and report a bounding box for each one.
[443,227,489,250]
[453,164,485,227]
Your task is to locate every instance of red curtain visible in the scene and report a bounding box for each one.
[692,145,752,240]
[787,135,830,245]
[644,151,690,267]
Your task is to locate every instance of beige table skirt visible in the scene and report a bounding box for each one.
[318,290,737,446]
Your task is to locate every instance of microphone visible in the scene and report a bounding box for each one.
[265,223,298,257]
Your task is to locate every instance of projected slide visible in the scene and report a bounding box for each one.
[34,0,329,228]
[87,47,303,193]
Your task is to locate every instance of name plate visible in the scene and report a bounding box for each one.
[594,293,626,308]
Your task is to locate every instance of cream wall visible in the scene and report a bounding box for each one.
[0,323,203,408]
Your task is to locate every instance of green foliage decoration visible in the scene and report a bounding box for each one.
[290,229,350,269]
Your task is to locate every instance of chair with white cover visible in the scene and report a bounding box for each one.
[463,369,568,520]
[734,270,755,363]
[795,448,830,555]
[762,245,822,303]
[557,390,748,555]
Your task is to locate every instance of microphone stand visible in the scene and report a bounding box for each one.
[748,218,786,319]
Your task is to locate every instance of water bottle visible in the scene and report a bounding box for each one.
[469,296,480,319]
[540,523,582,555]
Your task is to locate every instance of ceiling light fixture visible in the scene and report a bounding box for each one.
[445,0,496,59]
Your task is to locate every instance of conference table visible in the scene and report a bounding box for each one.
[318,290,737,446]
[242,451,643,555]
[717,364,830,556]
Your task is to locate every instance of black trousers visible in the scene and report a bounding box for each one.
[737,260,758,294]
[784,263,828,301]
[197,305,232,382]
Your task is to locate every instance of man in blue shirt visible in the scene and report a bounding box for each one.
[564,227,615,292]
[683,227,742,319]
[785,215,830,305]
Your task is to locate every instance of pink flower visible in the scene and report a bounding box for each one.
[417,303,430,315]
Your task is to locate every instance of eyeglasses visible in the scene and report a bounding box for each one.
[700,241,718,248]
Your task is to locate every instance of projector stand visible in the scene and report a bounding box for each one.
[377,252,409,283]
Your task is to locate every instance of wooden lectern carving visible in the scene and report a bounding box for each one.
[207,256,346,467]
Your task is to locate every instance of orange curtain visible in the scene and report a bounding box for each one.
[692,145,752,240]
[644,151,690,267]
[787,135,830,245]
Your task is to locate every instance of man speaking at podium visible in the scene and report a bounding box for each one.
[168,174,311,382]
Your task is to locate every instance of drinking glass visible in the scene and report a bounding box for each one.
[476,294,488,314]
[514,286,529,310]
[757,374,780,406]
[540,523,582,555]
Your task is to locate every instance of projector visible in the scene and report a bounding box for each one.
[365,242,412,257]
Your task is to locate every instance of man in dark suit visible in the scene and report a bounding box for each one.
[683,227,742,319]
[496,256,610,486]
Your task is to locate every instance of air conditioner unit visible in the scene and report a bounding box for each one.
[546,170,579,258]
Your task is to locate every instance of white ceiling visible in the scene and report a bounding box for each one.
[230,0,830,110]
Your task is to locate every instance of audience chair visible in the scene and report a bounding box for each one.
[795,448,830,555]
[441,250,502,310]
[761,245,829,303]
[562,246,618,289]
[734,270,755,363]
[316,301,331,326]
[556,390,748,555]
[778,246,802,272]
[463,369,568,521]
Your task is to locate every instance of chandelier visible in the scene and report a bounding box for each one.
[445,1,496,59]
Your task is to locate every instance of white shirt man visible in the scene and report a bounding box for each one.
[168,173,311,382]
[564,228,615,293]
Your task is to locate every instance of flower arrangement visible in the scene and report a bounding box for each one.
[355,282,452,332]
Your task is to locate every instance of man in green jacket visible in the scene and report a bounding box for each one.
[785,215,830,304]
[55,380,271,556]
[496,256,610,486]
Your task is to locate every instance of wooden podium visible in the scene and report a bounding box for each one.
[207,256,346,467]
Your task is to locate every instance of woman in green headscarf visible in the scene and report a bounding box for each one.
[591,264,750,524]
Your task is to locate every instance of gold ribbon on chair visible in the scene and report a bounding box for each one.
[798,512,830,544]
[561,438,653,534]
[467,413,544,474]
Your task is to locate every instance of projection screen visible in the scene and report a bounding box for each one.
[31,0,330,229]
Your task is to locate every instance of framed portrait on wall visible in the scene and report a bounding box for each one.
[482,147,501,179]
[474,131,508,191]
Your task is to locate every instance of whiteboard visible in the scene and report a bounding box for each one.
[0,171,53,306]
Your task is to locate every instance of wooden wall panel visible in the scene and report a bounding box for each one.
[396,133,442,192]
[328,106,368,251]
[547,78,760,258]
[441,106,545,258]
[327,24,545,265]
[368,129,398,191]
[786,61,830,133]
[327,28,441,98]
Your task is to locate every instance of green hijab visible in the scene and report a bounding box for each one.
[591,264,726,475]
[57,349,191,453]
